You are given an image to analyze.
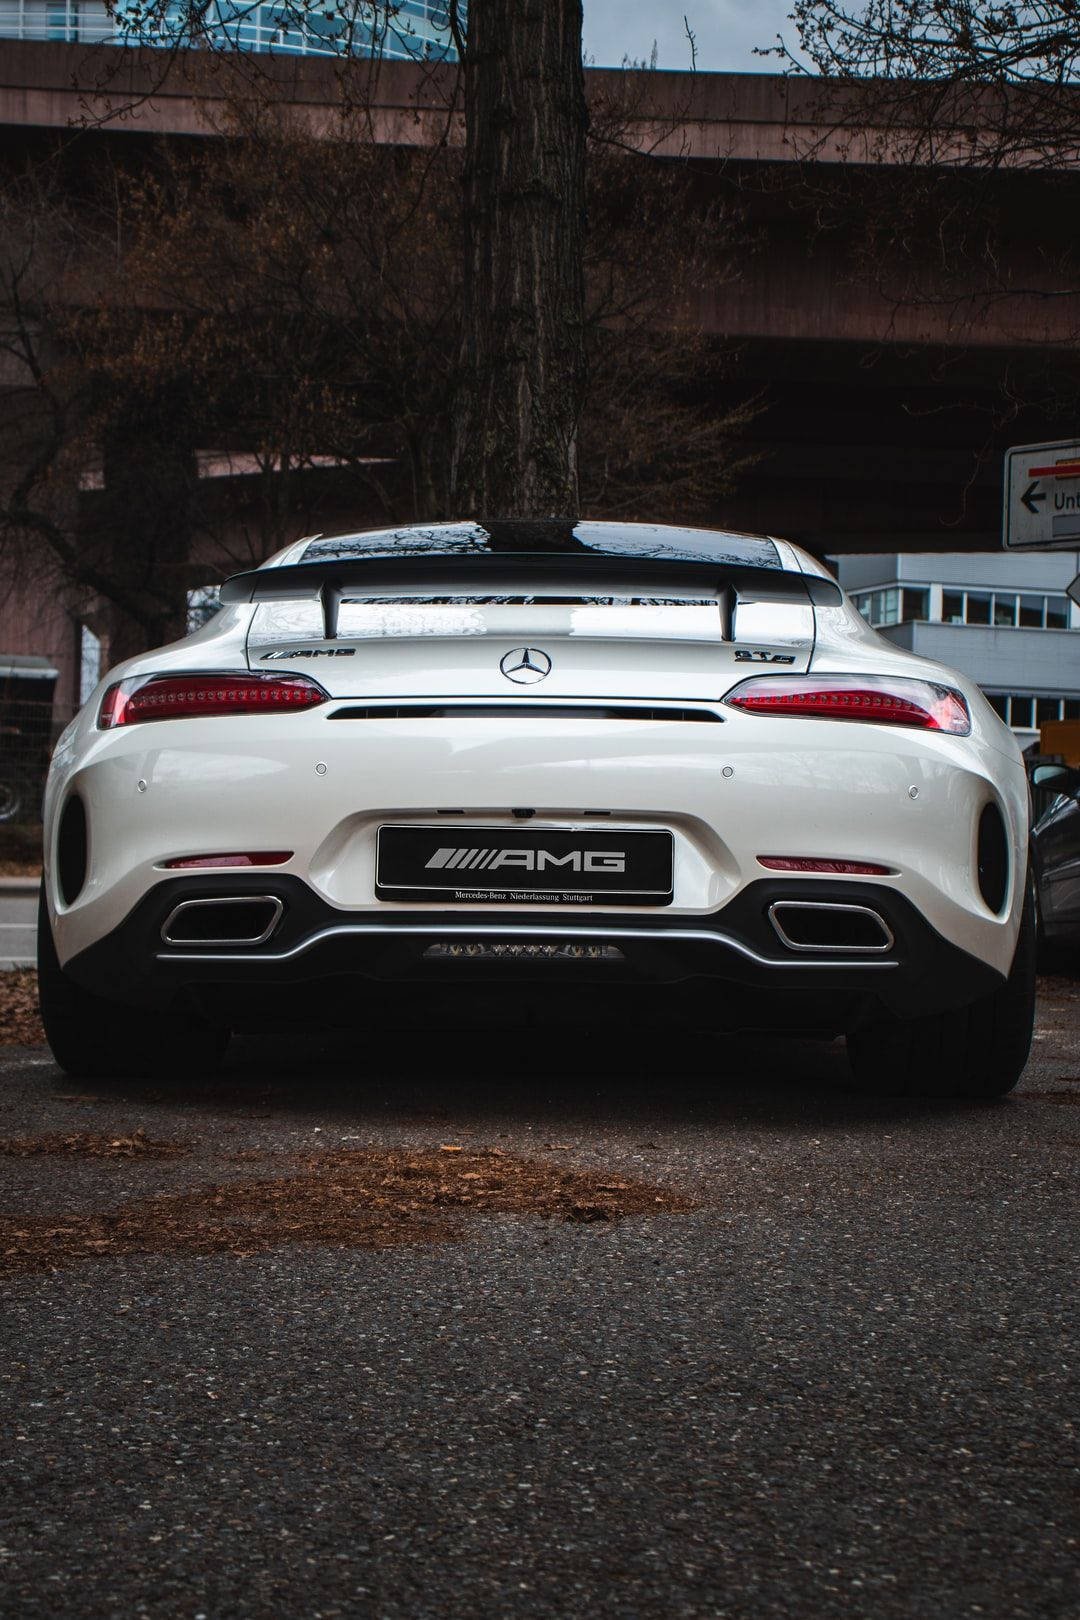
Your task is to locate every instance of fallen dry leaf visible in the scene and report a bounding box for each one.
[0,970,44,1047]
[0,1147,694,1275]
[0,1130,190,1160]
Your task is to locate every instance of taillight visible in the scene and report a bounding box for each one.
[98,673,327,728]
[162,852,293,869]
[724,674,971,735]
[757,857,894,875]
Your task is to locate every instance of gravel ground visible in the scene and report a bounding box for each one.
[0,971,43,1045]
[0,990,1076,1619]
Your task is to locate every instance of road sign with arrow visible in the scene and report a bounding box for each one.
[1004,438,1080,549]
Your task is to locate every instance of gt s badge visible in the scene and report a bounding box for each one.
[734,650,797,663]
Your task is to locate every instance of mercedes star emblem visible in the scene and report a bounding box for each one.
[499,646,553,684]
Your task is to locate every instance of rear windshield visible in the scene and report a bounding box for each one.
[302,520,780,572]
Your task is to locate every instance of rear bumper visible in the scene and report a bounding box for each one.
[64,873,1005,1033]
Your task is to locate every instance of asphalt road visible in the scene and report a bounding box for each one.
[0,884,35,970]
[0,992,1076,1619]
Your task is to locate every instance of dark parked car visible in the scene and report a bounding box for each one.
[0,655,59,823]
[1031,759,1080,947]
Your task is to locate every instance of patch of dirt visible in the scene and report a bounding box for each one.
[0,861,40,878]
[0,1130,190,1159]
[0,1147,694,1275]
[0,970,44,1046]
[1037,974,1080,1002]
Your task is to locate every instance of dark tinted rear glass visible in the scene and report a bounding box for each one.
[302,521,781,571]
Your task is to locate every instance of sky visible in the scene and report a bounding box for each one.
[582,0,798,73]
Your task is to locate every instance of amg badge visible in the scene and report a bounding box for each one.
[426,846,625,874]
[262,648,356,659]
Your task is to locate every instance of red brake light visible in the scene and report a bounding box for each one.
[757,856,894,875]
[163,852,293,869]
[99,673,327,727]
[724,674,971,735]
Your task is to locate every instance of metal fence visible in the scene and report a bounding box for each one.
[0,698,78,825]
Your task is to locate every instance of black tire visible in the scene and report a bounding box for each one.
[846,880,1036,1100]
[0,767,30,825]
[36,884,228,1080]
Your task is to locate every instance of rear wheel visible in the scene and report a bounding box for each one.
[0,766,30,824]
[37,885,227,1080]
[846,882,1036,1100]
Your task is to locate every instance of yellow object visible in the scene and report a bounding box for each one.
[1039,719,1080,765]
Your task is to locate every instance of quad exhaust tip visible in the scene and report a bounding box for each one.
[161,896,284,948]
[768,900,894,955]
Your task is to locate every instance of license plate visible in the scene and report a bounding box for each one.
[376,825,673,905]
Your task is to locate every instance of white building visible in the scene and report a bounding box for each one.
[0,1,463,60]
[834,551,1080,749]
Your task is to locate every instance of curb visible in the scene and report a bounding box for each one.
[0,960,34,972]
[0,877,39,896]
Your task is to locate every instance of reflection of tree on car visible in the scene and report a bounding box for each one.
[0,656,58,824]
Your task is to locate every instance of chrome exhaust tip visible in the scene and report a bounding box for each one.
[768,900,894,955]
[160,896,284,948]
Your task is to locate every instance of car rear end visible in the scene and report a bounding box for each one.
[41,522,1029,1046]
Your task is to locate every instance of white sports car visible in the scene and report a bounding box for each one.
[38,520,1035,1097]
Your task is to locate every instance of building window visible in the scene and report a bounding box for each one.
[854,585,928,627]
[982,693,1080,732]
[937,589,1070,629]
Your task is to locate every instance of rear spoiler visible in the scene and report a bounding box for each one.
[219,555,842,642]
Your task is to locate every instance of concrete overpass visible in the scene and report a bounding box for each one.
[0,40,1077,557]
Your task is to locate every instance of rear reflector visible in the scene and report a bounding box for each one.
[757,856,894,875]
[99,673,327,727]
[725,674,970,734]
[163,852,292,870]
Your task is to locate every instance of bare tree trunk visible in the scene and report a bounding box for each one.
[92,399,197,664]
[450,0,587,517]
